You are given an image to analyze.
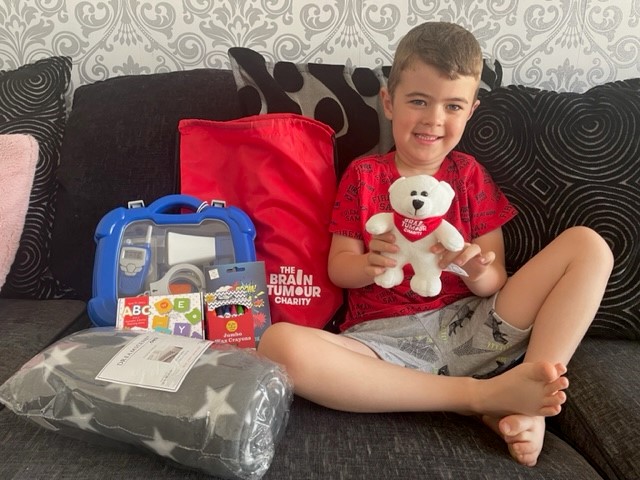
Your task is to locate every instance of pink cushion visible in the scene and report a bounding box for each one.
[0,134,38,290]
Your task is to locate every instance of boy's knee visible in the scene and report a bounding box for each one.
[257,322,286,351]
[257,322,313,383]
[257,322,299,359]
[563,226,614,270]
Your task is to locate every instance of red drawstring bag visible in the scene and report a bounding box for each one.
[178,113,342,329]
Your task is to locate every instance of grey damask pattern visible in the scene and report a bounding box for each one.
[1,0,638,99]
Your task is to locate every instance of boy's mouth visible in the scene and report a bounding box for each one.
[414,133,440,142]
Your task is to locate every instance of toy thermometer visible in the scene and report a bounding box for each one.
[118,226,152,296]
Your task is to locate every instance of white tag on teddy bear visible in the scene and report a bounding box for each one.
[444,263,469,277]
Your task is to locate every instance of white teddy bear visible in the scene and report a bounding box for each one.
[365,175,465,297]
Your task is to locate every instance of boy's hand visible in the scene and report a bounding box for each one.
[432,242,496,281]
[366,232,398,277]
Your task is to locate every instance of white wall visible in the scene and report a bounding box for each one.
[1,0,638,94]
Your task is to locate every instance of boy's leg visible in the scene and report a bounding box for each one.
[495,226,613,365]
[488,226,613,465]
[258,321,567,417]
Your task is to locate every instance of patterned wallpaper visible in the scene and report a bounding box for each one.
[1,0,639,96]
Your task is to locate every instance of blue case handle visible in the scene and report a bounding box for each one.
[145,194,207,214]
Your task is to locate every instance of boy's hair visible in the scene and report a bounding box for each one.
[387,22,483,96]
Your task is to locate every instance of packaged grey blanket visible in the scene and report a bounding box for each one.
[0,328,292,479]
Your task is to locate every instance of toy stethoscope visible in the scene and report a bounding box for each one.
[148,263,206,295]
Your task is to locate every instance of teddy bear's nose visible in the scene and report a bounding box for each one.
[412,199,424,210]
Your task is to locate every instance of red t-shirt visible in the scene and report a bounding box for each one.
[330,151,517,331]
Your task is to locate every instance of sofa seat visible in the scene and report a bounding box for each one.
[555,337,640,480]
[265,397,604,480]
[0,390,603,480]
[0,299,88,386]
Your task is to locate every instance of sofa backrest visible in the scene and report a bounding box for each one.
[49,68,243,301]
[44,62,640,340]
[458,80,640,339]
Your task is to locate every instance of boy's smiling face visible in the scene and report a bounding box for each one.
[382,59,480,176]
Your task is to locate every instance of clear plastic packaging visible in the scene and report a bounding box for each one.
[0,328,293,479]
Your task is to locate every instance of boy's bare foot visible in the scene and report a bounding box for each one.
[472,361,568,417]
[482,414,546,467]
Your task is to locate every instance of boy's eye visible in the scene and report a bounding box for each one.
[447,104,463,111]
[410,99,427,106]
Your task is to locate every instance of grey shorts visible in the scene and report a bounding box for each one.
[341,295,531,378]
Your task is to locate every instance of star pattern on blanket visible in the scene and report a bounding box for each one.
[62,402,99,432]
[31,344,78,382]
[142,427,181,460]
[197,349,235,367]
[194,384,237,420]
[0,329,293,476]
[104,382,133,403]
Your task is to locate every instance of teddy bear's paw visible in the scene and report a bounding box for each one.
[442,235,465,252]
[366,223,386,235]
[365,215,390,235]
[410,276,442,297]
[375,268,404,289]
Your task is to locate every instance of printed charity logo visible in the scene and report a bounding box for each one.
[393,213,444,241]
[401,218,427,237]
[268,266,321,306]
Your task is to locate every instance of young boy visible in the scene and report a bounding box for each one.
[257,22,613,467]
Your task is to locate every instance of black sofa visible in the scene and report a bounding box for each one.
[0,55,638,479]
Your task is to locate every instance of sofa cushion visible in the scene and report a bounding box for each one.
[228,47,502,178]
[0,395,603,479]
[268,398,603,479]
[0,56,73,300]
[179,115,342,329]
[458,79,640,339]
[0,134,38,291]
[228,47,392,178]
[50,69,243,301]
[0,298,88,385]
[0,408,205,479]
[554,337,640,480]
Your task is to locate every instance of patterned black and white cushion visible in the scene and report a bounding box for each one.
[0,56,73,299]
[228,47,502,179]
[459,80,640,339]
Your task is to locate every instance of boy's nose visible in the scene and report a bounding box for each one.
[422,106,444,126]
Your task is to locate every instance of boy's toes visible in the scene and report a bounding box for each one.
[509,443,540,467]
[498,415,528,437]
[535,361,568,383]
[536,361,559,382]
[499,415,546,467]
[554,362,567,376]
[539,404,562,417]
[545,376,569,394]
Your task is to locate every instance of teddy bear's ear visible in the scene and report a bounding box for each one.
[437,180,456,202]
[388,176,406,193]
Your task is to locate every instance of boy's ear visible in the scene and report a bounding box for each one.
[381,87,393,120]
[468,99,480,119]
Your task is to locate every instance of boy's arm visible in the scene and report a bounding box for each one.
[435,227,508,298]
[328,233,397,289]
[459,228,508,297]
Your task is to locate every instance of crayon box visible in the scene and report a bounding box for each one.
[204,261,271,348]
